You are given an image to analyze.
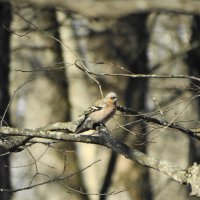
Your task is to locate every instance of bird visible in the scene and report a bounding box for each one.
[76,92,118,133]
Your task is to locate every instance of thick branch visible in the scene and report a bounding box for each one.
[0,125,199,197]
[4,0,200,18]
[0,126,186,183]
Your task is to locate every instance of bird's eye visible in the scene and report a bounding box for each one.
[110,96,116,100]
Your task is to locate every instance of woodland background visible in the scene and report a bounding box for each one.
[1,0,200,200]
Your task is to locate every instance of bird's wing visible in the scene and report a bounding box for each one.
[79,99,104,117]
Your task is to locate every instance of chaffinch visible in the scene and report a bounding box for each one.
[76,92,118,133]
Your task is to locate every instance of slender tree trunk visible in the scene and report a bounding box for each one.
[98,14,151,200]
[65,13,151,200]
[185,16,200,165]
[0,2,12,200]
[148,14,194,200]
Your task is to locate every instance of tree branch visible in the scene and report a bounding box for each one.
[0,125,199,197]
[75,60,200,82]
[3,0,200,19]
[117,106,200,141]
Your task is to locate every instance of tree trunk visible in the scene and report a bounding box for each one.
[0,2,12,200]
[10,7,82,200]
[185,16,200,165]
[62,13,151,200]
[148,14,195,200]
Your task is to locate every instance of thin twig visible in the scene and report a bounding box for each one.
[0,79,32,126]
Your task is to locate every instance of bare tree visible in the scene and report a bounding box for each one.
[0,1,200,200]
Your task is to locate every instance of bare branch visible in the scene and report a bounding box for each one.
[0,79,32,126]
[4,0,200,18]
[117,106,200,141]
[0,159,102,194]
[0,124,199,197]
[75,60,200,82]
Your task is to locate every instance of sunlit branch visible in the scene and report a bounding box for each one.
[75,60,200,82]
[0,125,199,197]
[4,0,200,18]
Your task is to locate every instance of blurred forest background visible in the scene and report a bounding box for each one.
[1,0,200,200]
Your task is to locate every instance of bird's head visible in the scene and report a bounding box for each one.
[105,92,118,104]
